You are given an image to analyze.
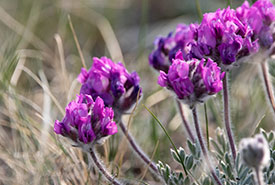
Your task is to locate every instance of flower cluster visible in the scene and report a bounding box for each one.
[239,134,270,169]
[190,7,258,68]
[236,0,275,49]
[158,51,224,107]
[78,57,142,114]
[150,0,275,105]
[149,23,199,73]
[54,94,117,144]
[149,7,261,72]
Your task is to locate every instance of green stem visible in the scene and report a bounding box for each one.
[144,104,203,185]
[204,103,210,150]
[195,0,203,21]
[226,0,231,7]
[143,104,188,175]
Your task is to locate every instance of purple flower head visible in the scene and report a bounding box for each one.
[158,50,224,107]
[54,94,117,144]
[236,0,275,48]
[78,57,142,114]
[253,0,275,24]
[191,7,258,67]
[149,32,176,72]
[149,24,199,73]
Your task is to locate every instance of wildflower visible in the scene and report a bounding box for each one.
[150,7,259,72]
[190,7,258,69]
[236,0,275,49]
[78,57,142,114]
[149,24,199,73]
[158,50,224,107]
[54,94,117,144]
[239,134,270,169]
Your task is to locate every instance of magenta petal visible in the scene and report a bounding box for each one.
[102,121,118,136]
[78,68,88,84]
[202,59,224,94]
[158,71,168,87]
[54,120,63,134]
[175,50,184,60]
[93,97,105,119]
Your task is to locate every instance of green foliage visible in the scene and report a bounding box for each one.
[158,141,202,185]
[157,129,275,185]
[261,129,275,184]
[157,161,186,185]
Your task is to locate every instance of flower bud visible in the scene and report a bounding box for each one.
[239,134,270,169]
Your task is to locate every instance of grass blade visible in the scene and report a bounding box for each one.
[143,104,188,175]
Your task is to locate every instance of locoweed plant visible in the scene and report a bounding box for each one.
[147,0,275,184]
[3,0,274,184]
[53,0,275,184]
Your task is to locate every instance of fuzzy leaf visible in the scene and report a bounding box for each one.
[183,176,190,185]
[187,140,196,155]
[260,128,268,140]
[185,155,194,170]
[268,132,274,143]
[210,139,223,156]
[178,147,186,161]
[171,149,181,163]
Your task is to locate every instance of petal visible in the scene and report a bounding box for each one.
[93,97,105,119]
[54,120,63,134]
[102,120,117,136]
[78,68,88,84]
[158,71,168,87]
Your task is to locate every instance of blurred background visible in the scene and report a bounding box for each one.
[0,0,274,184]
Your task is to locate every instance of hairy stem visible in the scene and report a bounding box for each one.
[119,120,159,174]
[223,74,237,161]
[192,107,222,185]
[176,100,195,142]
[255,167,263,185]
[260,61,275,115]
[89,147,121,185]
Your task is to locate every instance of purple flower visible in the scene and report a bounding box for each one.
[149,24,199,73]
[192,7,258,67]
[158,51,224,106]
[149,32,176,72]
[78,57,142,113]
[253,0,275,24]
[236,0,275,48]
[54,94,117,144]
[150,7,259,72]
